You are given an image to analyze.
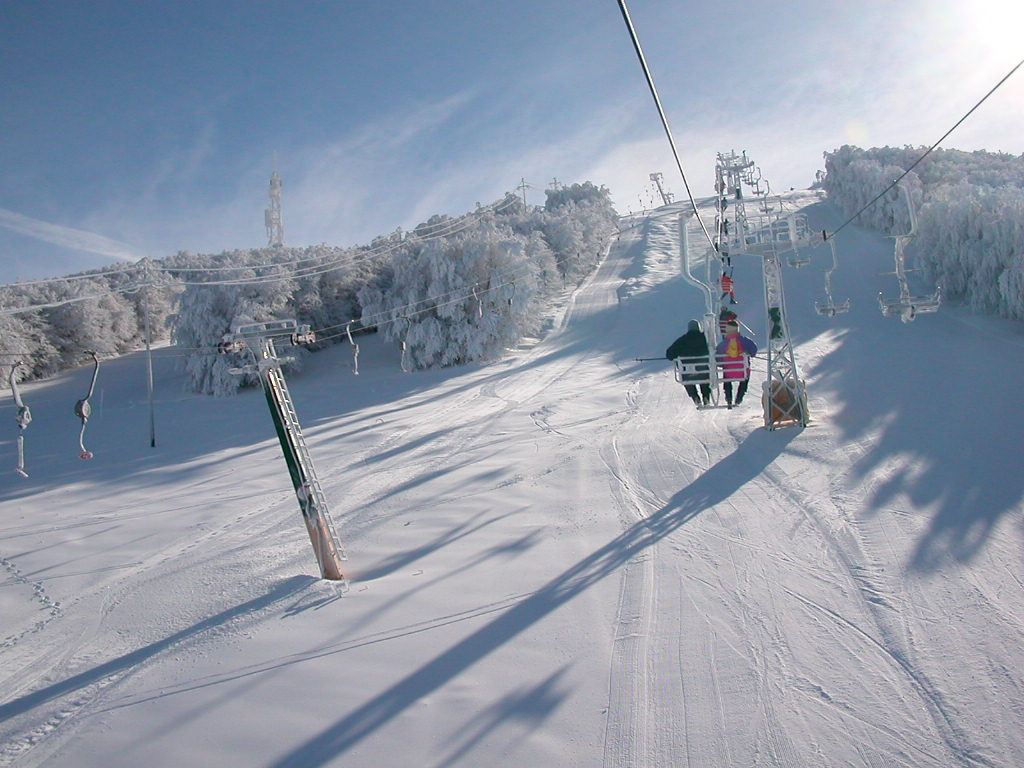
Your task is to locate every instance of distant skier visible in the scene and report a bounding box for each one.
[666,319,711,408]
[720,271,737,304]
[716,321,757,409]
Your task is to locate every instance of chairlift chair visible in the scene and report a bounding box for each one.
[815,239,850,316]
[672,353,753,410]
[878,183,941,322]
[73,351,99,460]
[400,339,411,373]
[9,363,31,477]
[345,321,360,374]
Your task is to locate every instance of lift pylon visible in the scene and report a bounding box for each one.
[222,320,346,580]
[716,151,810,429]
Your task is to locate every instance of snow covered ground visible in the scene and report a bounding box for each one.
[2,192,1023,767]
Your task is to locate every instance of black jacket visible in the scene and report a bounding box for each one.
[666,330,709,365]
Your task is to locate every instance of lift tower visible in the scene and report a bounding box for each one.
[649,172,674,206]
[221,320,345,579]
[716,151,815,429]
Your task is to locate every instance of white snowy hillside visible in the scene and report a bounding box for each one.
[2,190,1023,767]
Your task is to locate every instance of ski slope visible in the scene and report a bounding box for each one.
[2,191,1023,767]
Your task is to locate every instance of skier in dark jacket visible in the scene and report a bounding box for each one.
[666,319,712,407]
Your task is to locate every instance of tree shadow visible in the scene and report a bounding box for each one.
[267,428,794,767]
[792,201,1024,573]
[0,575,313,723]
[432,667,572,767]
[356,509,519,582]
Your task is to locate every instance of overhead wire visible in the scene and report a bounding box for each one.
[0,284,147,316]
[0,193,523,314]
[156,197,521,287]
[0,197,520,292]
[160,196,519,277]
[615,0,716,251]
[826,54,1024,241]
[1,264,145,288]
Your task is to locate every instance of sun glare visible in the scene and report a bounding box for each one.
[958,0,1024,62]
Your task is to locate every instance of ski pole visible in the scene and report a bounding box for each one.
[634,357,669,362]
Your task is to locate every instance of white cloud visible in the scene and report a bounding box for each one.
[0,207,143,262]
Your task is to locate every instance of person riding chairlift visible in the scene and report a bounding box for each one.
[666,319,711,408]
[716,320,757,409]
[718,306,738,337]
[720,271,737,304]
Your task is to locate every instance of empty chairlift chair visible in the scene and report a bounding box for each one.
[815,239,850,317]
[878,183,941,323]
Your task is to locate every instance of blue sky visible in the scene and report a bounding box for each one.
[2,0,1022,280]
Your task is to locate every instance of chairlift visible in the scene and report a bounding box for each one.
[8,363,31,477]
[671,352,753,410]
[73,351,99,460]
[400,339,411,373]
[472,285,484,319]
[345,321,360,375]
[815,239,851,316]
[878,183,941,322]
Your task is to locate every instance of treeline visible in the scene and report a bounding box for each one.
[2,182,618,394]
[822,145,1024,318]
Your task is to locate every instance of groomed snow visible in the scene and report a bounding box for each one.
[2,191,1023,767]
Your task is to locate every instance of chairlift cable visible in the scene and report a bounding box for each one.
[1,265,145,289]
[616,0,716,251]
[827,55,1024,242]
[0,284,146,316]
[166,197,520,284]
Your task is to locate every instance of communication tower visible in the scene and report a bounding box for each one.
[265,169,284,248]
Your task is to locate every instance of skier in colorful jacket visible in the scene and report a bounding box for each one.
[718,306,738,337]
[720,272,737,304]
[715,321,757,408]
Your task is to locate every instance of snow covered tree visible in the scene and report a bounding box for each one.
[173,261,297,395]
[821,145,1024,319]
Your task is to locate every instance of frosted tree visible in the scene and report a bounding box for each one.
[46,287,139,365]
[173,260,298,395]
[359,219,539,368]
[821,145,1024,319]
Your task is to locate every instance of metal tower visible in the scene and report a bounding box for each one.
[221,320,345,580]
[715,151,816,429]
[649,172,674,206]
[265,169,284,248]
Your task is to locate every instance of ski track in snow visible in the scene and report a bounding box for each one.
[1,192,1022,767]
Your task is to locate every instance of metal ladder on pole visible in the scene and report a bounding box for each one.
[222,320,346,580]
[260,338,346,580]
[264,345,345,553]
